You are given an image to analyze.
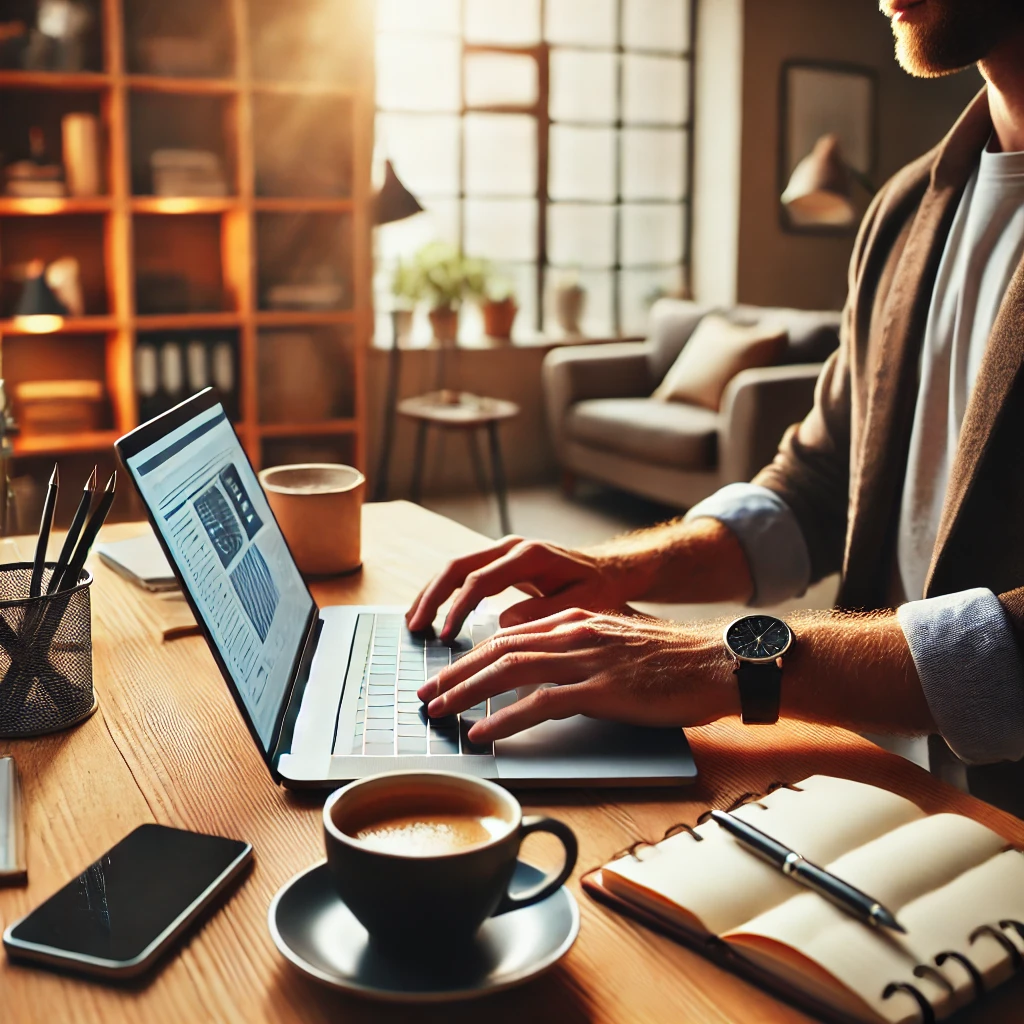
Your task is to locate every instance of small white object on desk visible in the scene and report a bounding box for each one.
[0,757,26,886]
[96,532,178,593]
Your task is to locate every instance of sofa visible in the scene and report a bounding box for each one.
[542,299,841,509]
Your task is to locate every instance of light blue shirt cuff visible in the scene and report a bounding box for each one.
[897,588,1024,765]
[684,483,811,607]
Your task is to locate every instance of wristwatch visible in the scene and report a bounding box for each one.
[723,615,795,725]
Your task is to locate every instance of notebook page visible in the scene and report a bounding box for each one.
[726,814,1020,1023]
[603,776,924,937]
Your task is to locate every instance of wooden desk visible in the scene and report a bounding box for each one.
[2,501,1023,1023]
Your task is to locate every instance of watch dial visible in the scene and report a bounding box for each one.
[726,616,791,660]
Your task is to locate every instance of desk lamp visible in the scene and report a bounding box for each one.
[781,133,874,229]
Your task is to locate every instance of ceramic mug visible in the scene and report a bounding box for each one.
[258,463,364,576]
[323,771,578,956]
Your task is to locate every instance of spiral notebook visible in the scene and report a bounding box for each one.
[581,775,1024,1024]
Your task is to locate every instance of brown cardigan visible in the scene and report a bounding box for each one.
[756,89,1024,645]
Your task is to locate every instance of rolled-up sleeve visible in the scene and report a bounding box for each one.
[684,482,812,607]
[897,588,1024,765]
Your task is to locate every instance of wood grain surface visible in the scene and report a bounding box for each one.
[1,500,1022,1023]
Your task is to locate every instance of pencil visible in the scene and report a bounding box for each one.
[47,467,96,595]
[29,465,59,599]
[58,471,116,593]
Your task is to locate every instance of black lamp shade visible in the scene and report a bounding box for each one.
[373,160,423,226]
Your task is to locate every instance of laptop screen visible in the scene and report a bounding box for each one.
[123,403,315,753]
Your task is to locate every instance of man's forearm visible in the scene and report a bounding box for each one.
[587,517,755,606]
[782,610,934,734]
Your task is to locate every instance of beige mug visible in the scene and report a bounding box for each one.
[258,464,364,576]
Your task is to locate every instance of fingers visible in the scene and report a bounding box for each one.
[406,536,522,632]
[467,683,586,743]
[499,587,589,628]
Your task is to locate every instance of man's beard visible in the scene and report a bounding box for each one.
[890,0,1024,77]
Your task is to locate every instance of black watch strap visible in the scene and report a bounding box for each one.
[734,660,782,725]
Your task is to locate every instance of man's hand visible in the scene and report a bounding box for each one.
[405,536,639,641]
[416,608,738,743]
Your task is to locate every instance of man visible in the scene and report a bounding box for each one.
[410,0,1024,811]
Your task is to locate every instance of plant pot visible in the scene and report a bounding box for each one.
[391,308,414,346]
[429,306,459,345]
[482,298,518,340]
[555,283,586,335]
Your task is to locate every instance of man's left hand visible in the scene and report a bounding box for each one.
[417,608,740,743]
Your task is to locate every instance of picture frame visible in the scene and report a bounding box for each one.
[778,60,878,235]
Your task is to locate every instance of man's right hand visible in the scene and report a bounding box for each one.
[405,536,638,641]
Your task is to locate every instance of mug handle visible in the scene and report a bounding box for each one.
[493,815,578,916]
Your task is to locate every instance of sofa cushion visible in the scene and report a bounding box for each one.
[566,398,719,470]
[650,314,788,410]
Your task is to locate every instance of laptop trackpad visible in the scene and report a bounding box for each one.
[493,705,695,783]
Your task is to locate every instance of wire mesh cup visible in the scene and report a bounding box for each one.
[0,563,96,738]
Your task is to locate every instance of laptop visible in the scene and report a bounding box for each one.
[116,389,697,788]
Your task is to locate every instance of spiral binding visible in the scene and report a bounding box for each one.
[882,919,1024,1023]
[612,779,802,861]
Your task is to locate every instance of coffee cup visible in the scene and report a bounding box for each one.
[258,463,363,576]
[323,771,577,956]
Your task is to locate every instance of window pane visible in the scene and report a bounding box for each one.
[464,53,539,108]
[545,0,617,47]
[550,49,618,123]
[620,204,683,266]
[623,0,690,53]
[621,128,685,200]
[549,125,616,201]
[622,54,687,125]
[464,0,541,45]
[377,35,461,111]
[619,267,684,335]
[548,203,615,268]
[376,0,460,35]
[545,269,614,337]
[465,199,537,260]
[464,114,537,197]
[376,114,460,197]
[376,197,461,262]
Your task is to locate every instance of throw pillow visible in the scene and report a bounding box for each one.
[651,314,788,410]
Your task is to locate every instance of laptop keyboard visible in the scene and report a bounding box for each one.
[343,613,493,757]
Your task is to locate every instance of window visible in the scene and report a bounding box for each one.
[375,0,695,339]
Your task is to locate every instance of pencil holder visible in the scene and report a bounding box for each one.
[0,563,96,739]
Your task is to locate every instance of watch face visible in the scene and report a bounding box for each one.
[725,615,792,661]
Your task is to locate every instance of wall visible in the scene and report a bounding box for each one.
[734,0,982,311]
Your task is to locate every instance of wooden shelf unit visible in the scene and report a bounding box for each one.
[0,0,374,483]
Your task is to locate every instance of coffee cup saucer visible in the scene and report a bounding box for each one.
[268,859,579,1002]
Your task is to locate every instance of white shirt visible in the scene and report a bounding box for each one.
[898,145,1024,602]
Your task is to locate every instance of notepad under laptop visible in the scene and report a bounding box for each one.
[583,775,1024,1024]
[96,532,177,592]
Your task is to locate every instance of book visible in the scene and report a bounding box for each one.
[583,775,1024,1024]
[96,532,177,593]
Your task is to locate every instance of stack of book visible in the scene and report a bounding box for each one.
[150,149,227,197]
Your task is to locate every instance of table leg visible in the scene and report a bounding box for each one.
[410,421,429,505]
[486,422,511,536]
[466,430,489,495]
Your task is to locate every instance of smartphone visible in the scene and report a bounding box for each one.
[2,824,252,978]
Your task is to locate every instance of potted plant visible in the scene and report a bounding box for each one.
[388,258,423,345]
[481,278,518,341]
[413,242,487,345]
[554,270,586,335]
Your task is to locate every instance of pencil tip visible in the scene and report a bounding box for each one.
[86,466,98,490]
[50,464,59,485]
[106,471,117,492]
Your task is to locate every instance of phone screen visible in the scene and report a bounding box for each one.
[7,824,250,965]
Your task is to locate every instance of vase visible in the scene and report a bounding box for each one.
[555,284,586,335]
[482,298,517,340]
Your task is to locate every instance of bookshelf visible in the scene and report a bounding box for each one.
[0,0,373,523]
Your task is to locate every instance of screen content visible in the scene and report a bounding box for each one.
[125,406,314,750]
[9,825,248,962]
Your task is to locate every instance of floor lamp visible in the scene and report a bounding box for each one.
[372,161,423,502]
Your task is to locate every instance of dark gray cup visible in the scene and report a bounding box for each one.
[323,770,577,957]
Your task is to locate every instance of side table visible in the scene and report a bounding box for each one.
[397,391,519,535]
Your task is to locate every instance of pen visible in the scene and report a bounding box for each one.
[29,465,59,598]
[710,809,906,934]
[59,471,116,593]
[47,466,96,595]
